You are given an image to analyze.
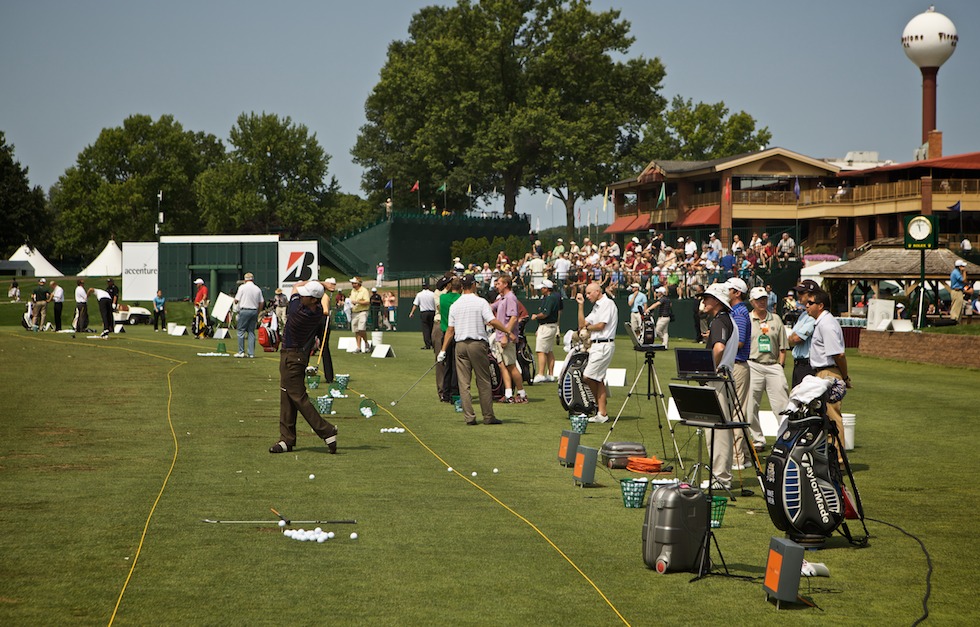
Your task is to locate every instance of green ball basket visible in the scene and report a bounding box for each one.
[620,478,649,508]
[710,496,728,528]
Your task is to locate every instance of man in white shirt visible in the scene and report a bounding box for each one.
[74,279,89,337]
[50,280,65,331]
[439,275,514,425]
[233,272,265,358]
[552,253,571,298]
[577,281,618,423]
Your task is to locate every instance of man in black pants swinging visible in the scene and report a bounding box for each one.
[269,280,338,454]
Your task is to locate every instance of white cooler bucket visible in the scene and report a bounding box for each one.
[841,413,856,451]
[371,331,384,346]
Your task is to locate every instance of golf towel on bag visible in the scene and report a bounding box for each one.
[557,349,596,415]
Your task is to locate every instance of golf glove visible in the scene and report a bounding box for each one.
[437,351,446,363]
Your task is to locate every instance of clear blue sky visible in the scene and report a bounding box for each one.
[2,0,978,229]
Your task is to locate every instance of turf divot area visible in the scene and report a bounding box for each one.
[1,326,976,625]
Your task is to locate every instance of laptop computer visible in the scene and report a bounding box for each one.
[674,347,717,380]
[668,384,728,427]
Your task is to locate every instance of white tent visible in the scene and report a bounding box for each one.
[8,245,63,277]
[79,240,123,276]
[800,260,847,288]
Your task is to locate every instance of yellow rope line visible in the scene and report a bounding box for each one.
[107,359,184,626]
[357,386,631,627]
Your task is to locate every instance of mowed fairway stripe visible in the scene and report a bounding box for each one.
[4,333,187,625]
[361,386,631,627]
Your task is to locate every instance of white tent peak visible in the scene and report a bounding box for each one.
[8,245,63,277]
[79,240,122,276]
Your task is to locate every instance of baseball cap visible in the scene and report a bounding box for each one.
[632,237,639,243]
[296,282,324,298]
[749,286,768,300]
[194,278,204,284]
[726,277,748,294]
[350,277,361,284]
[630,282,640,289]
[795,279,820,293]
[656,286,667,294]
[954,259,967,267]
[557,238,563,242]
[39,278,46,283]
[541,279,554,289]
[703,283,731,309]
[371,287,377,292]
[460,274,475,288]
[324,277,337,285]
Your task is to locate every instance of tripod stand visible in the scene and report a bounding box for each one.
[601,346,683,469]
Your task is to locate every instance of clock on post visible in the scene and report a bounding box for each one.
[904,215,938,250]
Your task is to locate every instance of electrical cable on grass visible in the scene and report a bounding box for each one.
[866,517,931,625]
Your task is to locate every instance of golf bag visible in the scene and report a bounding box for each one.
[487,346,505,400]
[258,310,280,352]
[21,302,33,330]
[558,348,596,415]
[191,305,214,339]
[515,317,536,385]
[762,395,867,546]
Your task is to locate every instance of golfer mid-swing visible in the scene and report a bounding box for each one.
[269,280,338,454]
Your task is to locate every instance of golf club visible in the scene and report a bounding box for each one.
[203,518,357,525]
[390,360,438,406]
[306,322,331,376]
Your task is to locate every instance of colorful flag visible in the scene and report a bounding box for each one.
[948,201,961,211]
[794,176,801,200]
[723,179,730,202]
[602,186,609,213]
[437,182,446,192]
[656,183,666,208]
[410,180,419,192]
[384,179,392,190]
[467,183,472,195]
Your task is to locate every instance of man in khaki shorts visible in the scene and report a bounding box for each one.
[530,279,561,382]
[348,277,371,353]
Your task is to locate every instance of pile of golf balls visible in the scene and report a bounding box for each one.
[380,427,405,434]
[359,407,374,418]
[282,527,337,543]
[329,389,348,399]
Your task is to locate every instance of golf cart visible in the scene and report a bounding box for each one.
[113,304,152,325]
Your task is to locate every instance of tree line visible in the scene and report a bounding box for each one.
[2,0,771,261]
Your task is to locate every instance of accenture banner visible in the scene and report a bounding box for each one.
[122,242,159,301]
[278,241,318,287]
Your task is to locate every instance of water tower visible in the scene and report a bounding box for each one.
[902,6,957,145]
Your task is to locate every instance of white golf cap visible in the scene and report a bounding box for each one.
[194,278,204,284]
[630,282,640,289]
[371,287,377,292]
[557,238,563,242]
[39,278,46,283]
[954,259,967,267]
[350,277,361,283]
[632,237,639,243]
[678,237,685,242]
[656,286,667,294]
[297,282,324,298]
[726,277,748,294]
[324,277,337,284]
[703,283,731,309]
[749,286,768,300]
[541,279,554,289]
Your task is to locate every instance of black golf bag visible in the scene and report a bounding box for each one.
[487,346,505,401]
[515,317,536,385]
[762,398,867,546]
[191,305,214,339]
[558,348,596,415]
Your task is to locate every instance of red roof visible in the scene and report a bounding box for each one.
[605,215,640,234]
[672,205,720,228]
[841,151,980,175]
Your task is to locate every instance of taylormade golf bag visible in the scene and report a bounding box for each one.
[558,348,596,415]
[515,318,536,385]
[487,346,505,400]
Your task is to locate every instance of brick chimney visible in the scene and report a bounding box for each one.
[927,130,943,159]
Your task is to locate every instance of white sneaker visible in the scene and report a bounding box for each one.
[532,374,547,384]
[362,347,371,353]
[233,352,245,358]
[588,414,609,423]
[547,375,558,382]
[700,479,732,491]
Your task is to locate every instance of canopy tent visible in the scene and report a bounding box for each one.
[79,240,122,276]
[800,260,847,288]
[8,245,63,277]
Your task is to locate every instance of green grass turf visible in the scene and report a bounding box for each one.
[1,326,978,625]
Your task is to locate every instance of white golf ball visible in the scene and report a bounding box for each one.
[493,468,499,474]
[327,531,335,539]
[350,532,358,540]
[447,467,453,472]
[471,471,477,477]
[309,474,315,480]
[278,519,287,528]
[317,536,327,543]
[314,527,322,534]
[390,401,396,406]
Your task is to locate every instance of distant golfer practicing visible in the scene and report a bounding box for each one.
[269,280,338,454]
